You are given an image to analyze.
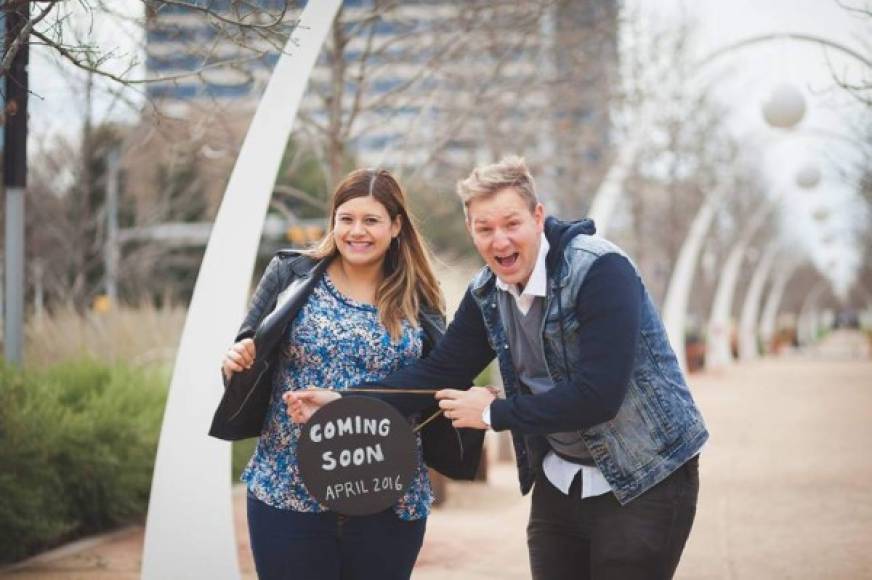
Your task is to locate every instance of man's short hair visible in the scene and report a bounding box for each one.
[456,156,539,217]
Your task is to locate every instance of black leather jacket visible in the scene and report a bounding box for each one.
[209,251,483,480]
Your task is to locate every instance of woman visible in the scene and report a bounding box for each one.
[221,169,446,580]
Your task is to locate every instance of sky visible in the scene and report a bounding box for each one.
[28,2,146,142]
[25,0,871,297]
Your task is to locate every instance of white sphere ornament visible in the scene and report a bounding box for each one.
[762,83,806,129]
[796,164,821,189]
[813,208,830,221]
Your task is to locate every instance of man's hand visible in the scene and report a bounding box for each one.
[435,386,496,430]
[283,388,341,424]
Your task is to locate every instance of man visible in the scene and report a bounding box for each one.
[288,156,708,579]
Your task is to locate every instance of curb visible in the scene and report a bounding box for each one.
[0,525,141,575]
[0,485,249,576]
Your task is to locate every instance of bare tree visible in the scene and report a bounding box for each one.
[290,1,558,192]
[608,14,751,310]
[829,0,871,107]
[1,1,297,87]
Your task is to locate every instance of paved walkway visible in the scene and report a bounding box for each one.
[3,330,870,579]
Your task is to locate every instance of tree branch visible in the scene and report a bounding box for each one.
[0,0,56,79]
[152,0,294,31]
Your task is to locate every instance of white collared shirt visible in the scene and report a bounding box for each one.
[485,233,612,500]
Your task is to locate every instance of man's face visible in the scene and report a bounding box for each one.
[466,188,544,288]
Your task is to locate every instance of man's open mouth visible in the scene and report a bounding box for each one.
[495,253,519,268]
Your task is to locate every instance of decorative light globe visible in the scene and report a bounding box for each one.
[762,83,806,129]
[796,164,821,189]
[812,208,830,221]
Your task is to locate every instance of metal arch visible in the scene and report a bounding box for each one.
[759,255,805,350]
[738,244,781,361]
[705,200,778,370]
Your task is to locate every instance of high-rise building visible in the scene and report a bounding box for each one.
[144,0,291,110]
[144,1,619,214]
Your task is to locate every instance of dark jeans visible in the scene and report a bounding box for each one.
[247,493,426,580]
[528,456,699,580]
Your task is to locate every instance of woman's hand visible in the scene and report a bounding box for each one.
[222,338,256,380]
[283,388,341,423]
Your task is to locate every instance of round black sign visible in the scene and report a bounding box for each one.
[297,396,417,516]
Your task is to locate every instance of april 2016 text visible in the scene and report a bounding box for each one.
[322,475,404,501]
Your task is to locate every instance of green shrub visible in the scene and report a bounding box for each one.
[0,366,71,561]
[232,439,257,482]
[0,361,168,563]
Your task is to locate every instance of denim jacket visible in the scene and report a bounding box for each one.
[479,220,708,504]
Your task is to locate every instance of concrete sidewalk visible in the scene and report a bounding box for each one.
[3,330,871,579]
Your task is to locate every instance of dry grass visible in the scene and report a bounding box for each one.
[24,303,186,370]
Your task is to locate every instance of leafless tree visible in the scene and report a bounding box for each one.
[607,13,754,314]
[830,0,871,107]
[1,1,297,86]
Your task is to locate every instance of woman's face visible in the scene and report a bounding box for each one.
[332,195,401,268]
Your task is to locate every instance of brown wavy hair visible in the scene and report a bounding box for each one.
[307,169,445,340]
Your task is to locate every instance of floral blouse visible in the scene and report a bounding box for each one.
[242,274,433,521]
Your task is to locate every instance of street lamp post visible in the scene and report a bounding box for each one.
[104,148,121,305]
[3,2,30,366]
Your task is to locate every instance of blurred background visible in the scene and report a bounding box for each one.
[0,0,870,578]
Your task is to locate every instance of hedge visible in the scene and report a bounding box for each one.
[0,361,172,562]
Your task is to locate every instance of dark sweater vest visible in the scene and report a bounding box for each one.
[497,290,594,465]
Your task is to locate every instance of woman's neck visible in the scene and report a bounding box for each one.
[328,257,384,304]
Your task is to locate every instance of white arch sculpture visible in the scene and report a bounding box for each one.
[797,280,829,346]
[141,2,342,578]
[705,202,776,370]
[738,244,780,361]
[661,189,724,372]
[759,255,803,350]
[586,124,649,236]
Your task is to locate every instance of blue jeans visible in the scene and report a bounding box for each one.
[247,493,426,580]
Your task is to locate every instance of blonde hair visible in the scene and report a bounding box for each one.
[307,169,445,340]
[456,156,539,217]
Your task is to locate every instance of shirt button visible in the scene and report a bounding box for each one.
[503,344,509,350]
[491,303,497,308]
